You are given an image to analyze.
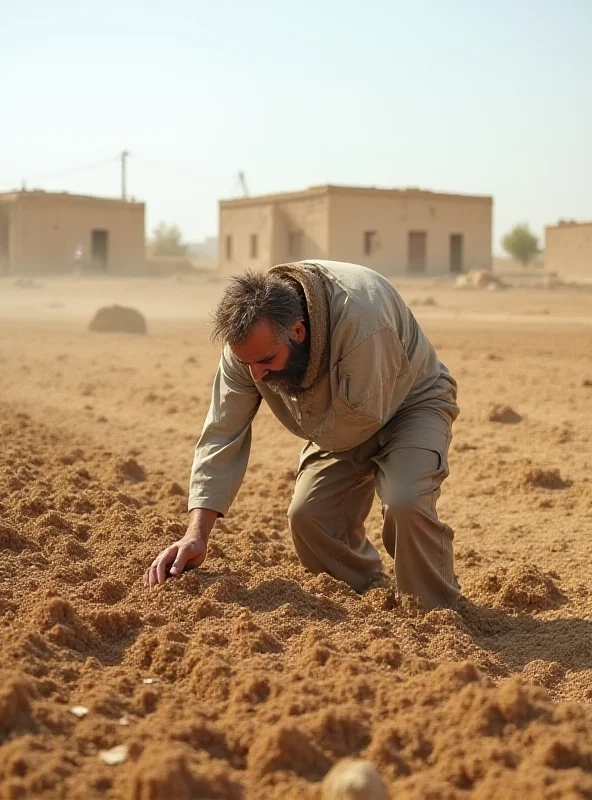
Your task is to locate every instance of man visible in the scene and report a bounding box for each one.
[145,260,460,610]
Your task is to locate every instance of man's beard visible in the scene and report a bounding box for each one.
[262,338,310,395]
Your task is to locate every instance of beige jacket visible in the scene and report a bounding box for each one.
[189,260,458,515]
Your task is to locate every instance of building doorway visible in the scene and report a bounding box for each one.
[408,231,427,274]
[91,229,109,270]
[450,233,463,273]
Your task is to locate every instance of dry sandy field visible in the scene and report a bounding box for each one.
[0,272,591,799]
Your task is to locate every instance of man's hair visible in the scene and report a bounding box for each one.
[211,270,304,345]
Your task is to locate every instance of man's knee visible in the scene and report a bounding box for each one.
[287,496,313,537]
[382,485,427,519]
[287,496,341,578]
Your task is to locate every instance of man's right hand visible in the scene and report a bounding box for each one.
[144,508,219,587]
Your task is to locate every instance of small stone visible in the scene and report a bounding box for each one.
[70,705,89,718]
[142,678,158,684]
[322,758,388,800]
[99,745,128,765]
[119,716,130,726]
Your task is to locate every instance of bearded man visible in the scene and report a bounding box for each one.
[145,260,460,610]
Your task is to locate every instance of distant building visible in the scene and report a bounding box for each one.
[0,190,145,275]
[218,184,492,276]
[545,220,592,281]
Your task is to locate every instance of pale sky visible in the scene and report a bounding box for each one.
[1,0,590,253]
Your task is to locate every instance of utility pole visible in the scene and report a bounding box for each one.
[121,150,130,200]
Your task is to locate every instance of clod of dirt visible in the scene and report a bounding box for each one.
[113,458,146,483]
[583,379,592,387]
[367,639,402,669]
[0,522,30,552]
[247,725,331,780]
[0,672,36,736]
[472,563,564,612]
[535,736,592,771]
[127,744,238,800]
[522,660,566,690]
[38,596,98,652]
[321,758,388,800]
[89,305,147,335]
[522,468,569,490]
[487,404,522,424]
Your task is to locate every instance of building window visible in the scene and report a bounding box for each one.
[288,230,303,260]
[225,235,232,261]
[363,230,378,256]
[250,234,258,259]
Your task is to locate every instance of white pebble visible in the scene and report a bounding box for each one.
[99,745,128,766]
[119,715,130,726]
[70,705,89,718]
[322,759,388,800]
[142,678,158,684]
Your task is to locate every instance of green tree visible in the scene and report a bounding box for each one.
[151,222,187,257]
[502,223,540,267]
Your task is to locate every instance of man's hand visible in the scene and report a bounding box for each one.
[145,508,219,587]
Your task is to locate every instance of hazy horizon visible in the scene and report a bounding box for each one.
[2,0,590,255]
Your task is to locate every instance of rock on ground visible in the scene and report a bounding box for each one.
[322,759,388,800]
[89,305,147,334]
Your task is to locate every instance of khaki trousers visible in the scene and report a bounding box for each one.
[288,397,460,610]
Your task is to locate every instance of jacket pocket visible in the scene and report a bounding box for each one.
[327,368,384,451]
[337,368,379,419]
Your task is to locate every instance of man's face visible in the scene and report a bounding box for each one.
[231,318,309,395]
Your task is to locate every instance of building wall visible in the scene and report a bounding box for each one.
[218,187,492,276]
[0,202,11,274]
[270,195,329,265]
[219,202,275,273]
[545,223,592,281]
[328,190,492,276]
[3,193,145,274]
[219,193,329,273]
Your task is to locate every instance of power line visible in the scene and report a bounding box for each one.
[0,152,251,202]
[0,156,119,189]
[132,154,231,183]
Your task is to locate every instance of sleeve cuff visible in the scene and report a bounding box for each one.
[187,497,229,517]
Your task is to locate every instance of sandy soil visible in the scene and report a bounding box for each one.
[1,274,591,799]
